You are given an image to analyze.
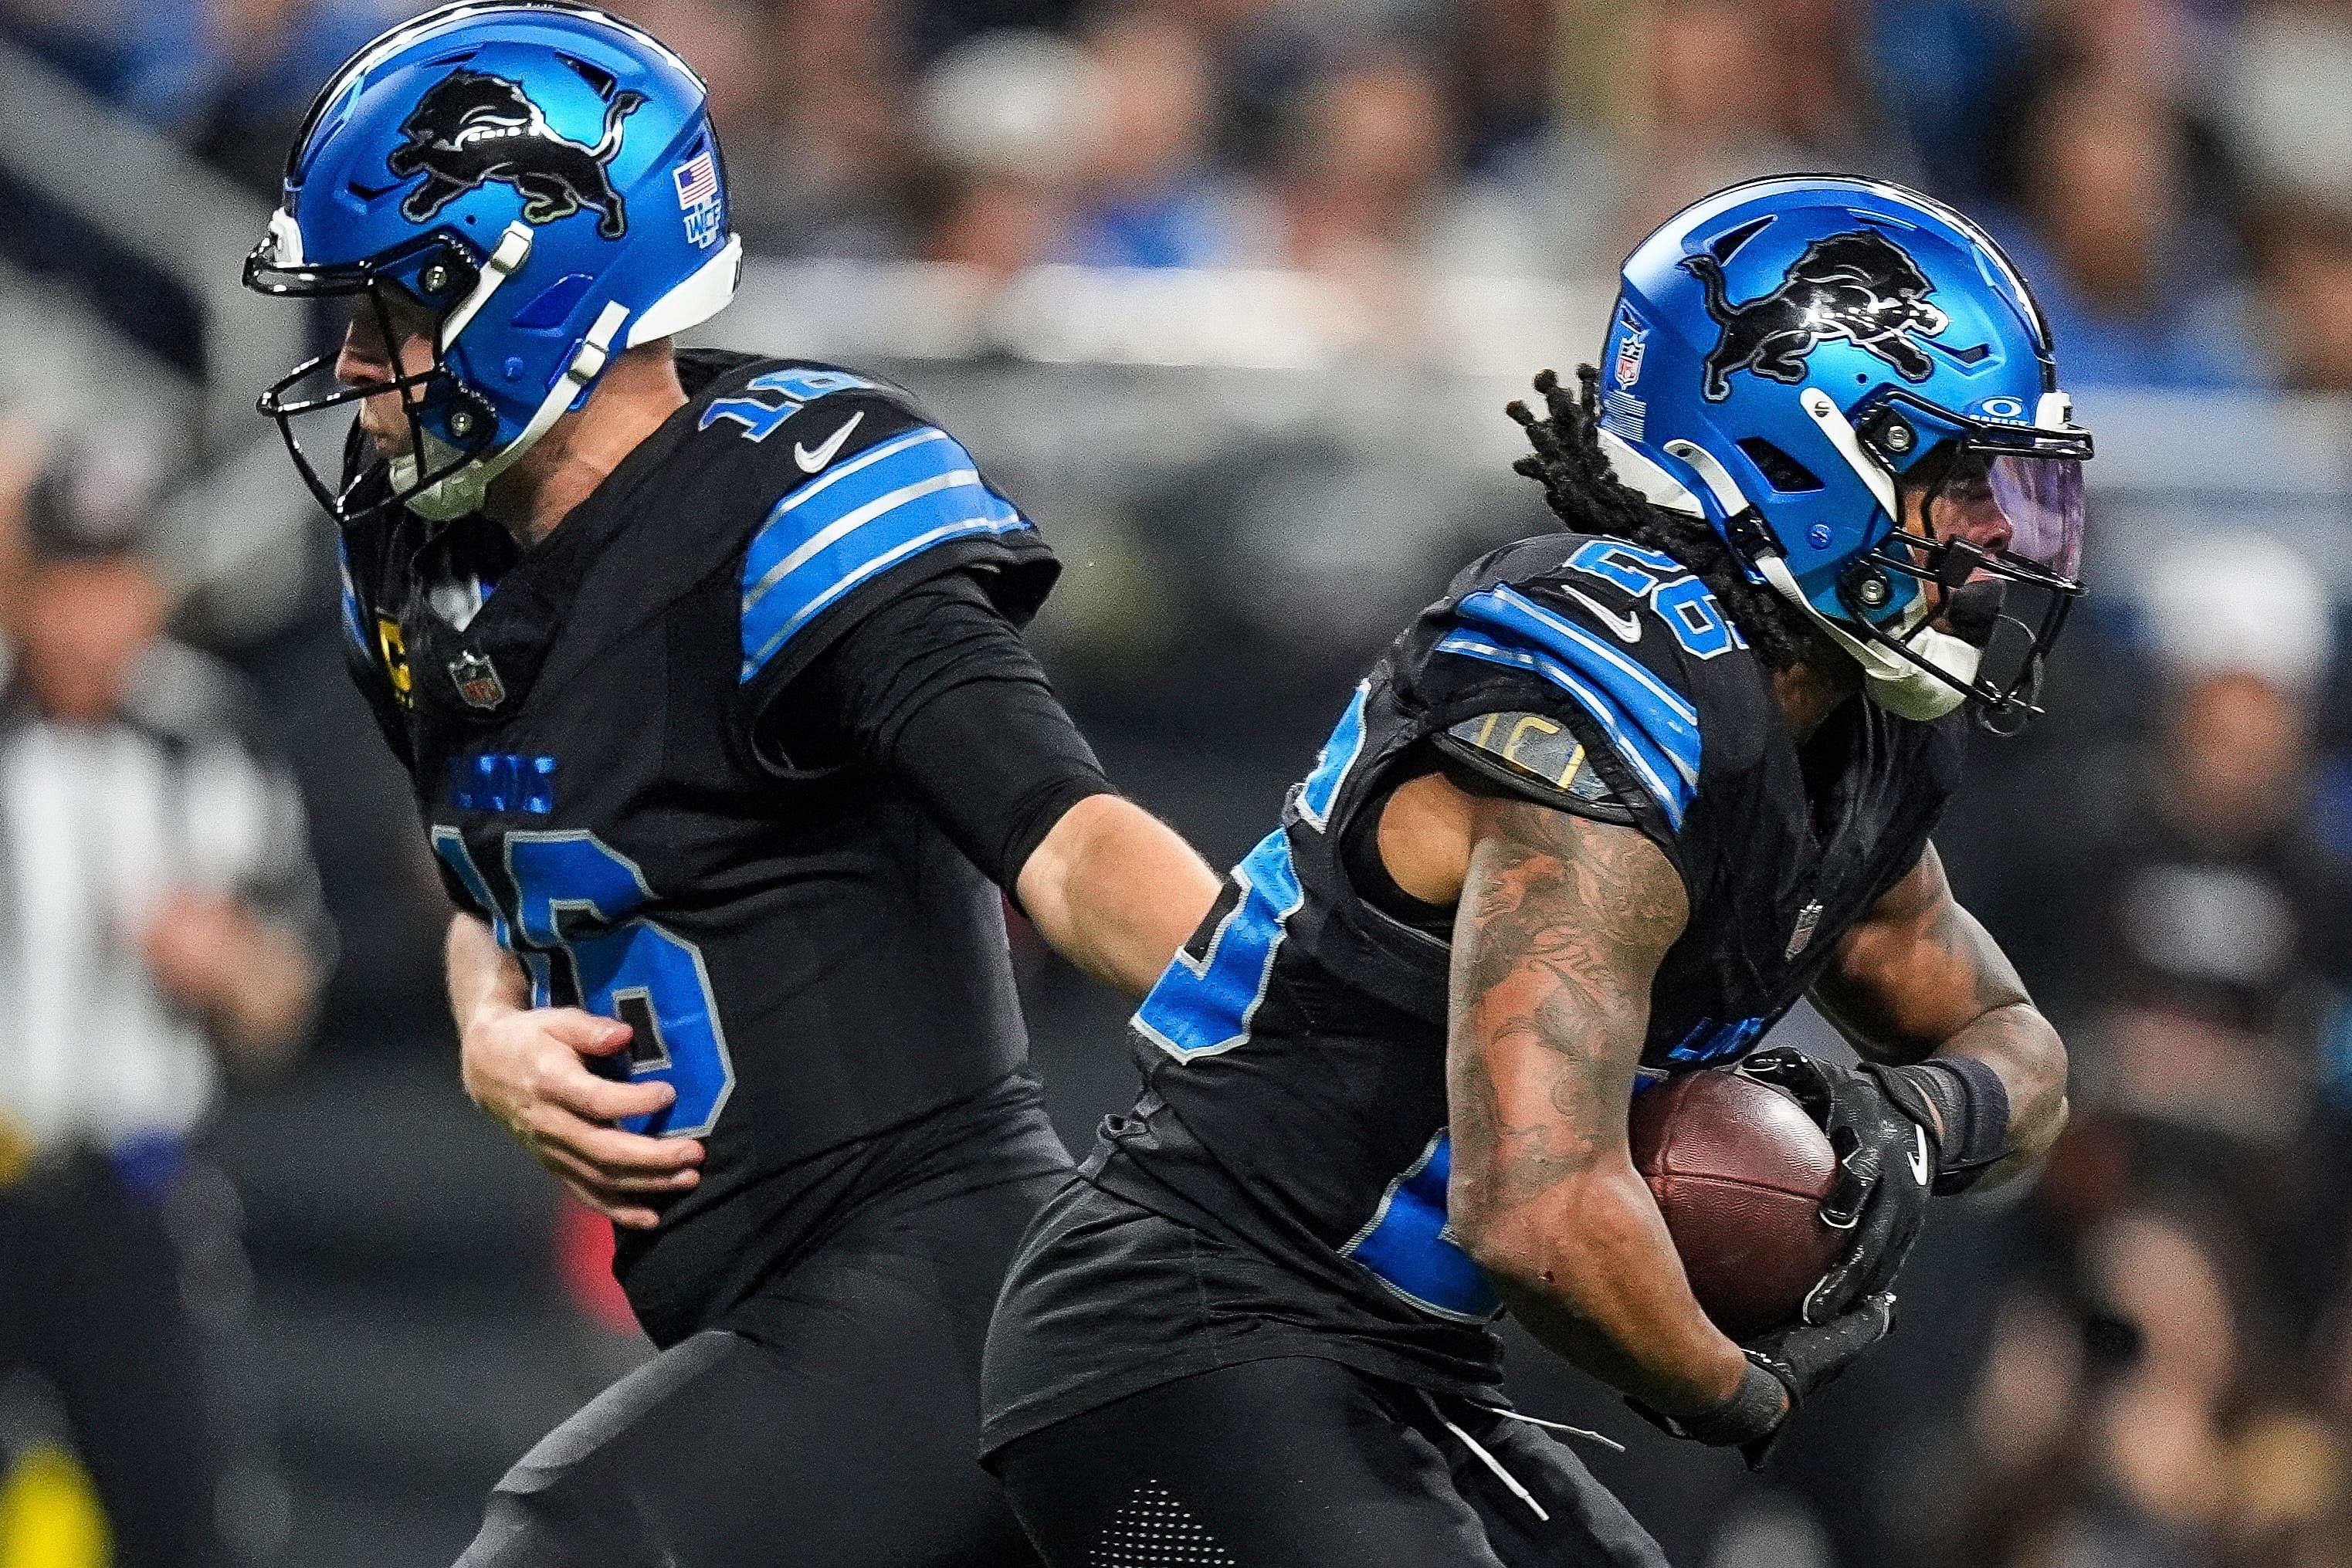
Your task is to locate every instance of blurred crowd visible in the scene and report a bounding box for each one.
[12,0,2352,388]
[2,2,2352,1567]
[1853,537,2352,1568]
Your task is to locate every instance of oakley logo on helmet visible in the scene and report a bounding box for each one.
[388,69,645,239]
[1681,231,1950,402]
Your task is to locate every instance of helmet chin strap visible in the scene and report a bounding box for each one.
[1659,435,1977,722]
[392,300,631,523]
[1754,555,1977,721]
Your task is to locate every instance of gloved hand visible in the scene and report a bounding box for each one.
[1736,1291,1898,1465]
[1739,1048,1936,1322]
[1628,1292,1898,1468]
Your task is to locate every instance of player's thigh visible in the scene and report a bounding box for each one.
[459,1322,1033,1568]
[456,1163,1059,1568]
[1460,1414,1672,1568]
[993,1356,1516,1568]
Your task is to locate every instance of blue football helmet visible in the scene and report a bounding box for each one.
[1593,176,2091,723]
[245,1,742,522]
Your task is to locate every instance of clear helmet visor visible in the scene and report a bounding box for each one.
[1852,439,2089,725]
[1930,448,2086,582]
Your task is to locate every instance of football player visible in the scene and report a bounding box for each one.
[981,177,2086,1566]
[242,5,1219,1565]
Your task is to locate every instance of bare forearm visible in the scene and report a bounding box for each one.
[1017,793,1220,999]
[1445,798,1744,1414]
[1479,1168,1749,1417]
[1813,847,2069,1187]
[1936,1002,2067,1185]
[446,911,529,1031]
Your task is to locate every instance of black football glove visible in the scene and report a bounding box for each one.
[1737,1290,1898,1465]
[1738,1048,1940,1323]
[1628,1292,1897,1468]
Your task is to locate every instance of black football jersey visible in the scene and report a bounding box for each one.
[334,351,1067,1343]
[1084,530,1964,1395]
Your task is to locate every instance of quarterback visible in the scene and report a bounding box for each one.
[243,5,1216,1564]
[981,178,2085,1565]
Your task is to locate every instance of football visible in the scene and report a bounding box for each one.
[1628,1066,1849,1340]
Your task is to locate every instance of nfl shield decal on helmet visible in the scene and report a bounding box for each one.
[449,651,508,711]
[1612,309,1649,389]
[1601,307,1651,441]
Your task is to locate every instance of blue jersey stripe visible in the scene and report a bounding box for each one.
[1481,584,1698,730]
[738,425,1035,681]
[741,427,965,611]
[1295,682,1369,831]
[1339,1132,1503,1323]
[742,508,1029,679]
[1433,632,1694,827]
[1456,585,1700,761]
[334,537,371,656]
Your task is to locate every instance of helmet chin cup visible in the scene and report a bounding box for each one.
[1754,554,1971,720]
[1863,628,1978,721]
[391,298,632,524]
[389,435,491,522]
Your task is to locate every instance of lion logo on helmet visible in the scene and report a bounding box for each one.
[1680,230,1950,402]
[388,69,645,239]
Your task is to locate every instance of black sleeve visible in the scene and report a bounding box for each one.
[764,571,1112,893]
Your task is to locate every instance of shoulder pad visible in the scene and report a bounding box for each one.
[693,361,919,447]
[1435,710,1641,824]
[717,370,1035,682]
[1432,566,1704,829]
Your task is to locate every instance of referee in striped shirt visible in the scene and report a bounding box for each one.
[0,445,329,1568]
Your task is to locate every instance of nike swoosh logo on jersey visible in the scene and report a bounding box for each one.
[1909,1125,1932,1187]
[1558,583,1642,642]
[794,411,865,473]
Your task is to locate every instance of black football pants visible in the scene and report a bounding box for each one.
[454,1170,1060,1568]
[991,1356,1672,1568]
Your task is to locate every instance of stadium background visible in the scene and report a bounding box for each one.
[4,0,2352,1563]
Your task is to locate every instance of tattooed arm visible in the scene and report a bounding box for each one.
[1442,792,1753,1421]
[1808,843,2068,1185]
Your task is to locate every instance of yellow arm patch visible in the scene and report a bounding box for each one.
[1439,710,1638,821]
[376,615,414,707]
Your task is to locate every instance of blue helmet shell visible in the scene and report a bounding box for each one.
[259,1,740,486]
[1598,176,2069,626]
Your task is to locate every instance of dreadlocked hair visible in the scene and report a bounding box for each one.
[1507,365,1818,673]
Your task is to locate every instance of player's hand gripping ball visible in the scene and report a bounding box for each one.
[1627,1065,1849,1339]
[1737,1046,1938,1322]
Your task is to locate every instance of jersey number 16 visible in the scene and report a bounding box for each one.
[435,828,736,1138]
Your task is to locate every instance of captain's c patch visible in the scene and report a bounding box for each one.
[1442,710,1638,821]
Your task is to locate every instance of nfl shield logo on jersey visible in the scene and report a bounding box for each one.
[1784,900,1825,960]
[449,651,507,711]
